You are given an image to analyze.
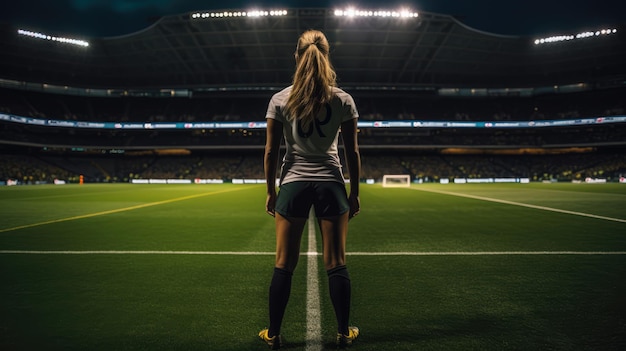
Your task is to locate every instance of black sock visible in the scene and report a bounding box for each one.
[327,265,351,335]
[268,267,293,337]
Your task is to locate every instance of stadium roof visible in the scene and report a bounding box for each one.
[0,7,624,90]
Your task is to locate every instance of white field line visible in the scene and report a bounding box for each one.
[347,251,626,256]
[0,187,250,233]
[0,250,276,255]
[410,187,626,224]
[305,209,322,351]
[1,250,625,256]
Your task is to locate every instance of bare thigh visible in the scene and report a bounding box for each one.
[319,211,350,271]
[274,212,307,272]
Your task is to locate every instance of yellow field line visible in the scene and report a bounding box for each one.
[0,187,251,233]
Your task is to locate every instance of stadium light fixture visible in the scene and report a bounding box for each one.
[534,27,618,45]
[17,29,89,47]
[334,8,419,18]
[191,9,288,20]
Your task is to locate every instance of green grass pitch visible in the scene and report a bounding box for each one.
[1,182,625,350]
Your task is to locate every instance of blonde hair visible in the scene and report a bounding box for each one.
[284,30,337,128]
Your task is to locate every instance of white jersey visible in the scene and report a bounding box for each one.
[266,86,359,185]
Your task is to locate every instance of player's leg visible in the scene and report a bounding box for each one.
[320,215,359,347]
[319,211,349,270]
[319,212,352,336]
[267,213,306,339]
[266,182,311,340]
[313,181,355,340]
[274,212,306,271]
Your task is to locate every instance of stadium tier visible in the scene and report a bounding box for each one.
[0,7,625,183]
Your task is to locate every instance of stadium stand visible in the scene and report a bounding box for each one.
[0,7,625,184]
[1,87,624,123]
[2,147,625,185]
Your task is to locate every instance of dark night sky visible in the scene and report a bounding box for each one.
[2,0,625,38]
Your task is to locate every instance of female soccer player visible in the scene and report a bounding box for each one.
[259,29,361,349]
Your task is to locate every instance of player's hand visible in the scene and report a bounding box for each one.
[266,193,277,217]
[348,194,360,219]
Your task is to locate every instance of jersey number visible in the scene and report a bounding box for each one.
[297,104,332,138]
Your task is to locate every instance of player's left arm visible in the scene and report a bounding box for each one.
[264,118,283,216]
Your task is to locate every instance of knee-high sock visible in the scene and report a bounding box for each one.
[268,267,293,337]
[327,265,351,335]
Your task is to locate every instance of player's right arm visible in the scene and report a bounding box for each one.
[340,117,361,218]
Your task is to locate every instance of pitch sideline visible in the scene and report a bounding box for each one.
[410,186,626,224]
[0,186,252,233]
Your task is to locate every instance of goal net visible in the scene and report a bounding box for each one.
[382,174,411,188]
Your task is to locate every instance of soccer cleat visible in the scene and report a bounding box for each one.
[259,328,283,350]
[336,326,359,348]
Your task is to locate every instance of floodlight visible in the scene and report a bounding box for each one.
[334,7,418,19]
[534,27,617,45]
[191,9,287,19]
[17,29,89,47]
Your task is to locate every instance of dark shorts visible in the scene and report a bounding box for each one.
[275,181,349,218]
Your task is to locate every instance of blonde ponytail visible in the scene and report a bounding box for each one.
[284,30,337,128]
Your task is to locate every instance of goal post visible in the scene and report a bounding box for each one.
[382,174,411,187]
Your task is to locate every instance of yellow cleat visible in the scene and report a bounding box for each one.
[259,328,283,350]
[336,326,359,348]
